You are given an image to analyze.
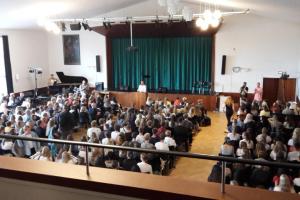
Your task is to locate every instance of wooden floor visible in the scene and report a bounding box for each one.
[73,111,226,182]
[169,111,226,182]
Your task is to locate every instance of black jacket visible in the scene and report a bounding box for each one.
[59,111,75,131]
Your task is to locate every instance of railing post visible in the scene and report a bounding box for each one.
[221,161,225,194]
[85,146,90,176]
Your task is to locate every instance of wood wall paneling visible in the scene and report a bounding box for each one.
[109,91,217,111]
[263,78,296,104]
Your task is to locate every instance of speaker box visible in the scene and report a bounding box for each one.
[221,55,226,75]
[120,85,129,91]
[23,90,34,98]
[95,82,104,91]
[96,55,101,72]
[158,87,168,93]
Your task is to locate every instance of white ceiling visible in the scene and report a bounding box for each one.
[0,0,145,29]
[0,0,300,29]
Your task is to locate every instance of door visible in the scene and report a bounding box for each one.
[263,78,296,105]
[263,78,279,105]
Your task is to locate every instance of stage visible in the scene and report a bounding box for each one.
[108,91,217,111]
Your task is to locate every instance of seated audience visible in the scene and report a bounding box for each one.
[137,153,153,174]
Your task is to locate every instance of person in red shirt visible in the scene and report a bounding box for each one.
[173,97,181,108]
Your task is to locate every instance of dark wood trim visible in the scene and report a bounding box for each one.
[106,36,113,90]
[109,91,217,111]
[211,34,216,93]
[93,21,220,38]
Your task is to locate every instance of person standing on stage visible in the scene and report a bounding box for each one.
[253,82,262,105]
[137,80,147,93]
[240,82,248,106]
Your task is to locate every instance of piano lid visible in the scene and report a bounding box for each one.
[56,72,88,84]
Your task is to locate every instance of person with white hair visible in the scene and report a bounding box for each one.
[17,122,40,157]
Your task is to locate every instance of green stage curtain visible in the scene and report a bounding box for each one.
[112,36,212,92]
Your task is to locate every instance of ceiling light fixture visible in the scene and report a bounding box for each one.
[43,6,249,34]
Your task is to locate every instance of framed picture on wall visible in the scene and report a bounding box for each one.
[63,34,81,65]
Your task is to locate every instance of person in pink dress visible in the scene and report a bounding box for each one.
[253,82,262,105]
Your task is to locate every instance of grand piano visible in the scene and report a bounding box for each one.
[49,72,88,94]
[56,72,88,84]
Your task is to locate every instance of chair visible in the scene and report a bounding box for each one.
[202,81,212,95]
[160,158,171,176]
[192,82,200,94]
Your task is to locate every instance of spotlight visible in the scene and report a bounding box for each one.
[70,22,81,31]
[82,22,92,31]
[103,22,111,29]
[61,22,66,32]
[107,22,112,29]
[103,22,107,29]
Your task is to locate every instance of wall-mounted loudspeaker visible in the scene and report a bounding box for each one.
[96,55,101,72]
[221,55,226,75]
[95,82,104,91]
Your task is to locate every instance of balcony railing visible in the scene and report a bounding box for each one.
[0,134,300,194]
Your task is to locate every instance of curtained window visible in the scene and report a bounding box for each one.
[112,36,212,92]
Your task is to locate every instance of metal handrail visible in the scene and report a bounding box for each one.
[0,134,300,194]
[1,134,300,169]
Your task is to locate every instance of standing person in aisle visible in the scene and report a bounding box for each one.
[253,82,263,105]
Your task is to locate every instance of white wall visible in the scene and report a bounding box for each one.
[0,29,49,93]
[0,29,107,93]
[47,29,107,88]
[215,14,300,93]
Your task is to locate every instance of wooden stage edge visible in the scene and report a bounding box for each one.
[108,91,217,111]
